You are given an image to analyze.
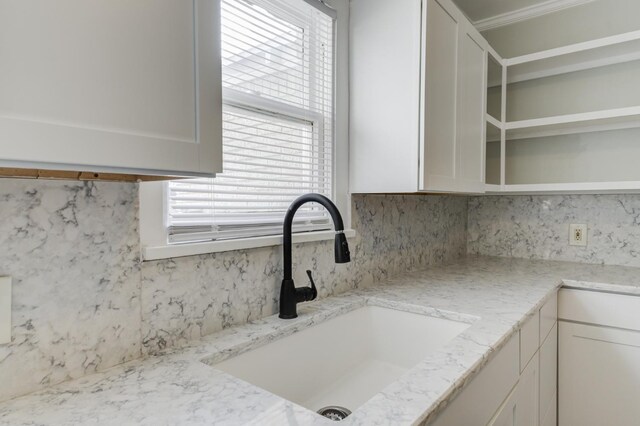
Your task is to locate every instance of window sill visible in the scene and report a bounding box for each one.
[142,229,357,261]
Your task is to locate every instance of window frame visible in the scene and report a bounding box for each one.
[139,0,352,261]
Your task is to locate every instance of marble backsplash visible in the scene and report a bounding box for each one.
[468,194,640,267]
[0,179,141,402]
[141,194,468,353]
[0,179,468,401]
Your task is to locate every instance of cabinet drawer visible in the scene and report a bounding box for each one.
[520,310,539,372]
[430,334,519,426]
[539,291,557,343]
[559,288,640,331]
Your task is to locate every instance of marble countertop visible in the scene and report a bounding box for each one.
[2,256,640,426]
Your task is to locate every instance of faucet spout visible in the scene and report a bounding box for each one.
[279,193,351,319]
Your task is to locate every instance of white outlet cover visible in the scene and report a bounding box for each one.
[569,224,588,247]
[0,276,11,344]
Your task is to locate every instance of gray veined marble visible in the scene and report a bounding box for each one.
[0,178,469,402]
[3,177,640,414]
[0,179,142,402]
[140,194,468,355]
[468,194,640,267]
[2,256,640,425]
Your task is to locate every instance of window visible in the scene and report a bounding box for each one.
[139,0,348,260]
[167,0,336,244]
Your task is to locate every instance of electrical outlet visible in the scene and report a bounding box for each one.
[0,276,10,344]
[569,224,587,247]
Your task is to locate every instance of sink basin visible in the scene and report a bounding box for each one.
[212,305,471,415]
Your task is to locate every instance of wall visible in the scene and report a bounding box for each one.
[141,194,468,353]
[468,194,640,267]
[0,179,468,401]
[0,179,141,402]
[482,0,640,58]
[502,128,640,185]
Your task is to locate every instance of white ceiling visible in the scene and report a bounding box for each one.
[452,0,560,22]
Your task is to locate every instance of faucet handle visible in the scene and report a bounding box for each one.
[305,270,318,301]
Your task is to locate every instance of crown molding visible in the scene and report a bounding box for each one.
[474,0,596,32]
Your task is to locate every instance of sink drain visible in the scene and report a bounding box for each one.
[317,406,352,421]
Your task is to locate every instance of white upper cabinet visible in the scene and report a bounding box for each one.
[349,0,423,193]
[422,0,487,193]
[0,0,222,178]
[350,0,495,193]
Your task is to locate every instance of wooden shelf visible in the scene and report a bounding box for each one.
[504,106,640,140]
[505,30,640,84]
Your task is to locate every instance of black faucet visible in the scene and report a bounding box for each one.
[279,193,351,319]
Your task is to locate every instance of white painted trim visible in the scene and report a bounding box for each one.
[303,0,337,19]
[505,106,640,131]
[139,181,167,248]
[488,182,640,194]
[223,87,323,125]
[325,0,352,229]
[505,29,640,66]
[143,229,356,261]
[502,29,640,84]
[486,114,502,129]
[506,119,640,141]
[474,0,596,32]
[484,183,502,192]
[500,62,507,187]
[508,51,640,84]
[0,276,11,344]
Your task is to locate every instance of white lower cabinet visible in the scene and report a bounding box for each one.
[489,352,539,426]
[431,292,558,426]
[540,392,557,426]
[558,321,640,425]
[558,288,640,426]
[431,333,520,426]
[515,351,539,426]
[489,385,517,426]
[539,324,557,426]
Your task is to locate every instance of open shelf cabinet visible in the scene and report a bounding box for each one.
[485,29,640,193]
[505,106,640,140]
[505,30,640,84]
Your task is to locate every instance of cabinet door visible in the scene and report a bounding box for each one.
[422,0,486,193]
[349,0,422,193]
[422,0,459,192]
[431,334,519,426]
[0,0,222,177]
[559,321,640,426]
[514,351,539,426]
[488,385,517,426]
[455,30,486,193]
[539,323,557,426]
[489,352,539,426]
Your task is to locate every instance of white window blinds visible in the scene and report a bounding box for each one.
[167,0,335,243]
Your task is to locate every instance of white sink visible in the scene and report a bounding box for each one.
[212,305,471,415]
